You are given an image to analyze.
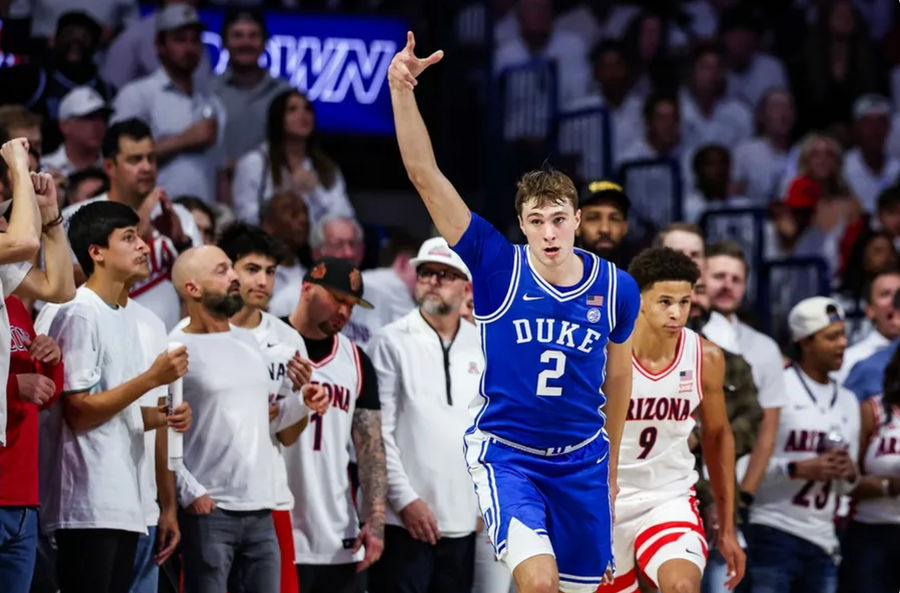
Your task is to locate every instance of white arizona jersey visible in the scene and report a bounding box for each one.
[248,312,308,511]
[855,396,900,524]
[284,332,379,564]
[750,364,860,555]
[619,327,703,508]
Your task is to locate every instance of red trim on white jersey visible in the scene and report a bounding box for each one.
[352,344,363,399]
[695,333,704,402]
[309,336,340,369]
[595,568,638,593]
[633,329,686,381]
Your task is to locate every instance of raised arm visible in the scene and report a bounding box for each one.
[0,139,41,263]
[14,173,75,303]
[389,31,470,245]
[697,339,745,589]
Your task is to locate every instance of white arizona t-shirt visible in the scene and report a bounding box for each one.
[41,286,149,534]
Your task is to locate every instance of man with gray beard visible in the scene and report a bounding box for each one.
[367,237,484,593]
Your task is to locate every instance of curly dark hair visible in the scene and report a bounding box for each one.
[628,247,701,292]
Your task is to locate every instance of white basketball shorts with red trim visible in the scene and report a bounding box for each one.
[597,494,707,593]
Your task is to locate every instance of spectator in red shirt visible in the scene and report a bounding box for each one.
[0,295,63,593]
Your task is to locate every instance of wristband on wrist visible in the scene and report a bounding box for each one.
[42,213,63,232]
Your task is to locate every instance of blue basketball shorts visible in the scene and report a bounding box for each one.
[464,430,614,593]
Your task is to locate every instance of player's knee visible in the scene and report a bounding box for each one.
[660,577,699,593]
[514,563,559,593]
[516,574,559,593]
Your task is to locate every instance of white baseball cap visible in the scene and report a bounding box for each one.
[410,237,471,280]
[58,86,110,120]
[155,3,203,34]
[788,296,845,342]
[853,94,891,120]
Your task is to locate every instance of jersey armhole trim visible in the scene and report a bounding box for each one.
[606,261,617,331]
[474,246,521,324]
[696,332,704,402]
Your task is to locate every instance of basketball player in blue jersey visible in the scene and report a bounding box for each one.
[389,33,640,593]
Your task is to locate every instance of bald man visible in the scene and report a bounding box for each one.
[169,246,327,593]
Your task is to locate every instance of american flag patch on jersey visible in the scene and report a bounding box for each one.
[587,295,604,306]
[680,370,693,380]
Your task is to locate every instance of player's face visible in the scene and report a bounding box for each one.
[805,321,848,372]
[306,284,355,336]
[234,253,277,311]
[97,225,150,279]
[641,280,693,336]
[662,230,705,271]
[705,255,746,315]
[414,263,469,316]
[868,273,900,339]
[519,199,581,268]
[106,137,157,198]
[577,203,627,258]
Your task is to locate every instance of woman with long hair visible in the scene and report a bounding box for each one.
[232,90,354,226]
[841,345,900,593]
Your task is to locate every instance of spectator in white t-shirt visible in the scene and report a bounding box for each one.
[232,90,353,227]
[42,200,187,593]
[41,86,109,178]
[169,245,325,593]
[218,222,321,593]
[719,6,789,110]
[112,4,226,204]
[679,42,754,154]
[62,119,203,329]
[732,89,796,204]
[844,95,900,213]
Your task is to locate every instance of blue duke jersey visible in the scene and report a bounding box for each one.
[452,213,640,451]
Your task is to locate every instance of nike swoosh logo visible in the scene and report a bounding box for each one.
[685,548,700,557]
[267,343,278,348]
[523,294,544,301]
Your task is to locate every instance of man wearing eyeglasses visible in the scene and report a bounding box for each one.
[366,237,483,593]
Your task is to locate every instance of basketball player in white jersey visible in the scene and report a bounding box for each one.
[842,344,900,593]
[281,256,387,593]
[746,297,859,593]
[599,247,745,593]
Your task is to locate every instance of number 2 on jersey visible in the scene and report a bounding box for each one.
[536,350,566,396]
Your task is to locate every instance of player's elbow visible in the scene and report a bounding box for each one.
[406,162,440,192]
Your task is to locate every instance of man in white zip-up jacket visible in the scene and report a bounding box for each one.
[367,237,484,593]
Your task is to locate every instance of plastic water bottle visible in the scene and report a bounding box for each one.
[824,428,848,452]
[166,342,185,471]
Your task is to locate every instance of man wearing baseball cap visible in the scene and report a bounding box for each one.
[576,179,634,267]
[367,237,482,593]
[745,296,860,593]
[282,257,387,593]
[112,2,226,204]
[42,86,110,177]
[845,94,900,213]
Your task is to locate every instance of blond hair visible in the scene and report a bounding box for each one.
[514,167,578,216]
